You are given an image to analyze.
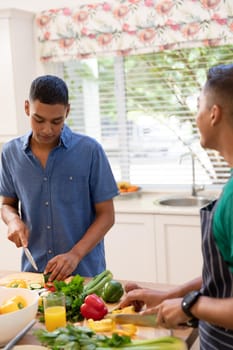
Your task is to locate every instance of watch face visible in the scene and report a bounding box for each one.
[184,291,200,305]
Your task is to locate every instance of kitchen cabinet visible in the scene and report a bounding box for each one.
[0,9,35,142]
[105,199,202,285]
[105,213,157,283]
[154,214,202,284]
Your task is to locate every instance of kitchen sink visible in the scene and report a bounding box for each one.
[157,196,214,207]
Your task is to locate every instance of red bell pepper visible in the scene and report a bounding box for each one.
[80,293,108,320]
[44,282,56,292]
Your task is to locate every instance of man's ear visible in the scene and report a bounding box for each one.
[65,104,70,119]
[210,104,222,126]
[24,100,30,116]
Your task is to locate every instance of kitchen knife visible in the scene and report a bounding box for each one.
[106,313,194,328]
[105,313,157,327]
[23,247,38,271]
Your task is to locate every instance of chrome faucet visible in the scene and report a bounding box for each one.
[180,151,205,196]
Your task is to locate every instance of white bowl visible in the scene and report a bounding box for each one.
[0,287,39,347]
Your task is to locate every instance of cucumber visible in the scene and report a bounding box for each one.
[43,272,51,283]
[29,283,43,290]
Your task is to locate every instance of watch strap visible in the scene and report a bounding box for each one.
[186,317,199,328]
[181,290,201,319]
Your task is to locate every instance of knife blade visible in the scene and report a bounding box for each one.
[105,313,157,327]
[23,247,38,271]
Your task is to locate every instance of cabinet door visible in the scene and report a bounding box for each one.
[155,214,202,285]
[105,213,156,282]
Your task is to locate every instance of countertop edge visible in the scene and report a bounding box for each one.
[113,191,219,215]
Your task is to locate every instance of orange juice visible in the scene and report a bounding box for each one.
[44,305,66,331]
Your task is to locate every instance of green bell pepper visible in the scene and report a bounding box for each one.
[101,279,124,303]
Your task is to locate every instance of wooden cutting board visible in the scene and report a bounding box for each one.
[0,271,189,349]
[0,272,44,286]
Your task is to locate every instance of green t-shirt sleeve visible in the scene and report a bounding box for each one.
[213,178,233,273]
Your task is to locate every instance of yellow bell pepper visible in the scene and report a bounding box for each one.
[38,296,43,307]
[87,318,115,332]
[111,305,136,314]
[0,295,27,314]
[38,290,51,308]
[0,300,19,314]
[87,316,137,337]
[6,279,28,289]
[114,323,137,336]
[10,295,27,309]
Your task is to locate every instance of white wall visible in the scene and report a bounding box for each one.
[0,5,38,270]
[0,9,36,143]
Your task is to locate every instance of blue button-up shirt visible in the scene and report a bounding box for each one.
[0,125,119,276]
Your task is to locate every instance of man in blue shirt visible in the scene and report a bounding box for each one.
[0,75,119,281]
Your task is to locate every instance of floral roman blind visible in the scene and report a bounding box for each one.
[35,0,233,62]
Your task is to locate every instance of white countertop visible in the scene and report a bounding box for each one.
[113,190,220,216]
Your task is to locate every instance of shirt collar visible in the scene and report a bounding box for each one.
[22,124,72,151]
[60,124,72,148]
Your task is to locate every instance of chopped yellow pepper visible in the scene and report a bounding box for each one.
[87,318,115,332]
[0,300,19,314]
[87,316,137,337]
[6,279,28,289]
[111,305,136,314]
[38,290,51,308]
[0,295,27,314]
[114,323,137,336]
[38,296,43,307]
[10,295,27,308]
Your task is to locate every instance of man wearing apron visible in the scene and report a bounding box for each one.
[119,64,233,349]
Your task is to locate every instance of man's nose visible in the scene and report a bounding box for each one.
[42,123,53,134]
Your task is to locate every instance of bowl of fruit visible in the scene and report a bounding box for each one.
[0,286,39,346]
[117,181,141,198]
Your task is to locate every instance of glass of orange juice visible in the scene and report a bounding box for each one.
[43,292,66,331]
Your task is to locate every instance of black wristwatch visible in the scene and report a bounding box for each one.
[181,290,201,328]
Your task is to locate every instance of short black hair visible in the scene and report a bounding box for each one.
[206,64,233,91]
[204,63,233,117]
[29,75,69,105]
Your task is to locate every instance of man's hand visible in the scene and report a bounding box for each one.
[143,298,190,329]
[44,250,79,281]
[7,216,29,248]
[119,287,169,310]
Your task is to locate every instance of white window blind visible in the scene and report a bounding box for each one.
[45,45,233,189]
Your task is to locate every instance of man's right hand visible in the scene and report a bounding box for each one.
[7,216,29,247]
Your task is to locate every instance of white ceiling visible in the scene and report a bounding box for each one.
[0,0,100,12]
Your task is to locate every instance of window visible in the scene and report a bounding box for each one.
[45,45,233,189]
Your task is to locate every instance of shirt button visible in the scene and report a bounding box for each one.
[44,177,48,181]
[48,250,52,254]
[45,201,49,206]
[47,225,51,229]
[69,176,73,180]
